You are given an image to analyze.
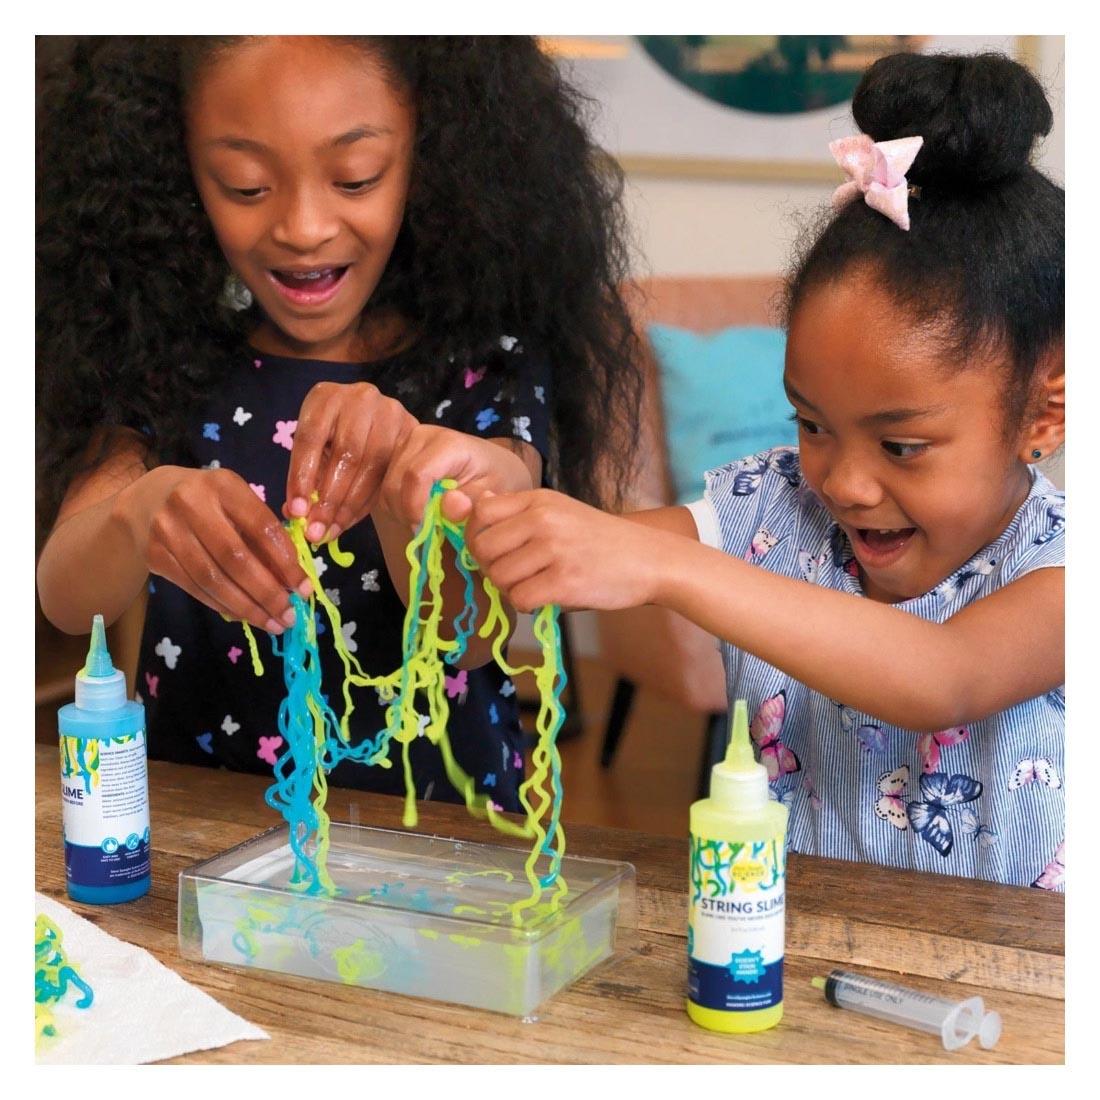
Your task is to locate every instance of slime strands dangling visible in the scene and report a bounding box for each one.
[35,913,94,1048]
[262,523,429,893]
[243,480,570,922]
[289,522,404,748]
[391,482,529,839]
[262,524,407,895]
[264,601,338,895]
[391,484,570,920]
[478,589,569,917]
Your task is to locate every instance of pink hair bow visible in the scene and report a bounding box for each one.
[828,134,924,231]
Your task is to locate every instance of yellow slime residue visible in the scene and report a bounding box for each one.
[332,938,386,984]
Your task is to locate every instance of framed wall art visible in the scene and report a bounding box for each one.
[554,35,1040,181]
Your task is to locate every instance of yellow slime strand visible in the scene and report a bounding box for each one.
[240,622,265,677]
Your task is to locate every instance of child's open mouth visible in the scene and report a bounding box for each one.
[853,526,916,566]
[267,266,350,306]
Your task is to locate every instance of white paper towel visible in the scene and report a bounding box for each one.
[35,891,269,1064]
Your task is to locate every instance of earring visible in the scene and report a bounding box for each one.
[1031,449,1043,460]
[221,273,253,312]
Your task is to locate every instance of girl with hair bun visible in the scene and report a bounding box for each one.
[460,51,1066,888]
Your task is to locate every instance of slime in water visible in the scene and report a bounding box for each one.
[245,480,568,922]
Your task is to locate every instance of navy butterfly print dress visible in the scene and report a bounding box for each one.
[134,337,549,814]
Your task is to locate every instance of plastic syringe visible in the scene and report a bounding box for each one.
[811,969,1002,1052]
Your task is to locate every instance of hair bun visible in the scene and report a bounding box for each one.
[851,51,1053,188]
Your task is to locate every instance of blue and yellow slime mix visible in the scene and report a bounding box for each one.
[35,913,94,1048]
[242,480,568,924]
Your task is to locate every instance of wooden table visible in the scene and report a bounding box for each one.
[35,744,1064,1064]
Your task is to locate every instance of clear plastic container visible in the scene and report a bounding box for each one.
[178,822,636,1017]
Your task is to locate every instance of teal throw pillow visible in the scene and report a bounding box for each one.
[648,323,797,504]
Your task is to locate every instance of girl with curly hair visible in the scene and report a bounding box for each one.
[36,36,643,811]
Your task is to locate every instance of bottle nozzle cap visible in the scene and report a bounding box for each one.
[723,699,756,772]
[709,698,769,809]
[75,614,126,711]
[82,614,116,678]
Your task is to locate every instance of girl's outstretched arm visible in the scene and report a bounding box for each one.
[37,431,312,636]
[464,490,1064,732]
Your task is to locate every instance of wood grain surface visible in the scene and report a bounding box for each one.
[35,745,1064,1064]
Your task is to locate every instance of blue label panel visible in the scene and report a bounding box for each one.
[65,838,151,888]
[688,956,783,1012]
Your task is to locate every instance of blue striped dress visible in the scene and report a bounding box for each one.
[686,447,1065,890]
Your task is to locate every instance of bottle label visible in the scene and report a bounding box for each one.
[687,833,785,1013]
[61,730,151,889]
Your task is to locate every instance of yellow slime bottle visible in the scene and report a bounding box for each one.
[686,699,788,1033]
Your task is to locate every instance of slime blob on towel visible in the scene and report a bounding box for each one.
[35,913,94,1048]
[246,480,568,922]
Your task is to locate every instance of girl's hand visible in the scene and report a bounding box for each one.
[463,489,661,613]
[284,381,418,543]
[379,424,538,530]
[129,465,313,634]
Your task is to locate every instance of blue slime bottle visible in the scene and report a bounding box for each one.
[57,615,151,904]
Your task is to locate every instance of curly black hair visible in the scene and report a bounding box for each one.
[36,36,643,534]
[785,51,1064,429]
